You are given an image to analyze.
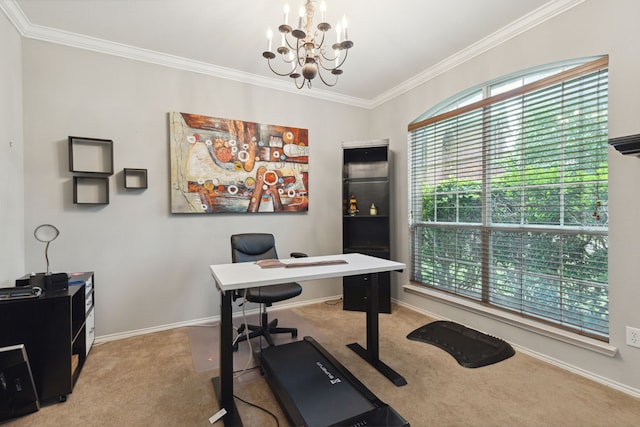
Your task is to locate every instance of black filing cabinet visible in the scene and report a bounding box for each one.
[342,141,391,313]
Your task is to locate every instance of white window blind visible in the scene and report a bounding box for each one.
[408,57,609,339]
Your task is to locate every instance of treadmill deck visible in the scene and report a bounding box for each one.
[261,336,409,427]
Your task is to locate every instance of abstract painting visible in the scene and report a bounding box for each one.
[169,112,309,213]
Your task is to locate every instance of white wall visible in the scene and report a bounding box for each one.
[10,0,640,396]
[371,0,640,393]
[21,40,370,336]
[0,11,24,287]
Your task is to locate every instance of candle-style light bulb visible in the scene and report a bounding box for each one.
[336,24,341,43]
[267,28,273,52]
[298,5,304,29]
[320,1,327,22]
[284,4,290,25]
[342,15,348,40]
[335,49,340,67]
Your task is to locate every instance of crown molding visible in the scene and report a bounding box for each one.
[0,0,371,108]
[1,0,583,110]
[369,0,585,108]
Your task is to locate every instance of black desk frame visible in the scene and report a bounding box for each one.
[211,256,405,426]
[347,272,407,387]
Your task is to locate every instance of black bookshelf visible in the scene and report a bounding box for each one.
[342,140,391,313]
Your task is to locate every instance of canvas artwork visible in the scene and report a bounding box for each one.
[169,112,309,213]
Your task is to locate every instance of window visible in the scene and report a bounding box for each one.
[408,57,609,340]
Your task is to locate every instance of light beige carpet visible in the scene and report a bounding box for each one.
[6,301,640,427]
[187,308,326,374]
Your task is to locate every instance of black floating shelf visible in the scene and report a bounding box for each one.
[609,134,640,155]
[73,176,109,205]
[68,136,114,175]
[123,168,148,189]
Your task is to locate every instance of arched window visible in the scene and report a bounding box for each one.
[408,56,609,340]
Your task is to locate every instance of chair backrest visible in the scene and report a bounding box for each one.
[231,233,279,263]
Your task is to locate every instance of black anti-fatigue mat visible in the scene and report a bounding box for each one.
[407,321,515,368]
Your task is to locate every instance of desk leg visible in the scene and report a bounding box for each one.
[367,271,379,360]
[212,289,243,426]
[347,272,407,387]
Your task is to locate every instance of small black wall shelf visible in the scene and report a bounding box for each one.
[73,176,109,205]
[123,168,148,189]
[68,136,114,175]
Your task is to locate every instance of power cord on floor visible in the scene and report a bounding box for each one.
[233,393,280,427]
[324,297,343,306]
[232,365,260,375]
[233,289,256,379]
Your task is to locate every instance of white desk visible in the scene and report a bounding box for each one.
[210,253,406,426]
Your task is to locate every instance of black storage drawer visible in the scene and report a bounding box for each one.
[342,273,391,314]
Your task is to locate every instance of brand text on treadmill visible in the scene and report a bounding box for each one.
[316,361,342,385]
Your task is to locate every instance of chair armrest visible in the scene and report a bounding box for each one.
[290,252,308,258]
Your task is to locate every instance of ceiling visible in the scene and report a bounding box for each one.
[2,0,581,107]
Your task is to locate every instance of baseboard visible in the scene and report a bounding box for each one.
[95,294,640,399]
[94,294,342,345]
[392,298,640,399]
[511,342,640,399]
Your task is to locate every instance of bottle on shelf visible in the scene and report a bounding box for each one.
[348,194,359,216]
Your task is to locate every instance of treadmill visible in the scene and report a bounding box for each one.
[261,337,409,427]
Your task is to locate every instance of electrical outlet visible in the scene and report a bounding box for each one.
[626,326,640,348]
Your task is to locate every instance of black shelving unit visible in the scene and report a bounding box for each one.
[0,272,95,403]
[342,140,391,313]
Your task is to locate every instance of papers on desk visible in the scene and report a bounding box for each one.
[284,259,348,268]
[255,259,349,269]
[255,259,285,268]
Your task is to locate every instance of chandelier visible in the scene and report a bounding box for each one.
[262,1,353,89]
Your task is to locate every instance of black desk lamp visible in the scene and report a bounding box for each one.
[34,224,59,275]
[31,224,68,292]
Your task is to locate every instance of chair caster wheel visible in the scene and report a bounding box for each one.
[292,330,298,339]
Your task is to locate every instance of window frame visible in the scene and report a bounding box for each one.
[408,56,609,341]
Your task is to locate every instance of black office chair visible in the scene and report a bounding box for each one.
[230,233,305,351]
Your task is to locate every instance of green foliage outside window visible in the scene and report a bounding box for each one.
[411,60,609,337]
